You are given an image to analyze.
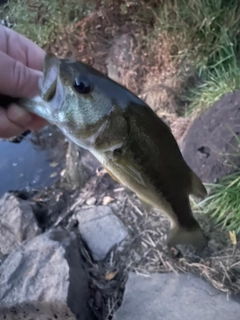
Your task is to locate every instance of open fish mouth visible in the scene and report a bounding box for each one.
[40,53,61,102]
[13,53,66,124]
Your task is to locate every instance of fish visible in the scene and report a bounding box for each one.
[1,52,208,249]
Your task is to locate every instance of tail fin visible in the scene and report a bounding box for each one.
[167,223,207,250]
[190,169,207,199]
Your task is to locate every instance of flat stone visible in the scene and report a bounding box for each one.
[0,228,94,320]
[116,273,240,320]
[76,206,128,261]
[0,192,41,260]
[181,91,240,183]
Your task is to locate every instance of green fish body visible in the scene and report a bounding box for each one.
[5,53,208,249]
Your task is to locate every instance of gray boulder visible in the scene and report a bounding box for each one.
[0,192,41,261]
[76,206,128,261]
[116,273,240,320]
[0,228,94,320]
[181,91,240,183]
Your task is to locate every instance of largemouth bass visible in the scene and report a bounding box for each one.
[1,53,208,249]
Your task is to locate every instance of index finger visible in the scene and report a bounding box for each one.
[0,25,45,71]
[0,51,42,98]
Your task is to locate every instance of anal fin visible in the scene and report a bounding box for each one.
[139,197,152,213]
[167,224,207,250]
[190,169,207,199]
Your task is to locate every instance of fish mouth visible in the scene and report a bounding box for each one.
[40,53,61,102]
[18,53,65,123]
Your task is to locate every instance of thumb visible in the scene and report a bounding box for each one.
[0,51,42,98]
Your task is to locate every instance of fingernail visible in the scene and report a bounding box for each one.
[7,104,33,127]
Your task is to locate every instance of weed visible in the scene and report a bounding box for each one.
[0,0,96,47]
[157,0,240,68]
[195,172,240,234]
[154,0,240,113]
[186,63,240,114]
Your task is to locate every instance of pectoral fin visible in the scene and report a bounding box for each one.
[94,115,128,152]
[115,162,146,187]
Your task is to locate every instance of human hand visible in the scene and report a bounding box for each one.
[0,25,46,138]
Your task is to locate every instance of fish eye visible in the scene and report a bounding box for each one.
[73,75,91,94]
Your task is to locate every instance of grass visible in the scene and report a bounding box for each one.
[186,62,240,115]
[154,0,240,114]
[195,173,240,235]
[155,0,240,67]
[0,0,96,47]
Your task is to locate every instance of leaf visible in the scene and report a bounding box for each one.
[102,196,114,205]
[50,172,58,178]
[229,230,237,245]
[105,271,118,281]
[49,162,59,167]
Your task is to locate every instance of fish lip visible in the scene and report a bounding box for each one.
[39,53,60,102]
[26,53,65,123]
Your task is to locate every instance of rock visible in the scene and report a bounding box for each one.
[64,142,88,188]
[86,197,96,206]
[106,33,137,84]
[0,228,94,320]
[76,206,128,261]
[0,302,77,320]
[116,273,240,320]
[181,91,240,183]
[0,193,41,260]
